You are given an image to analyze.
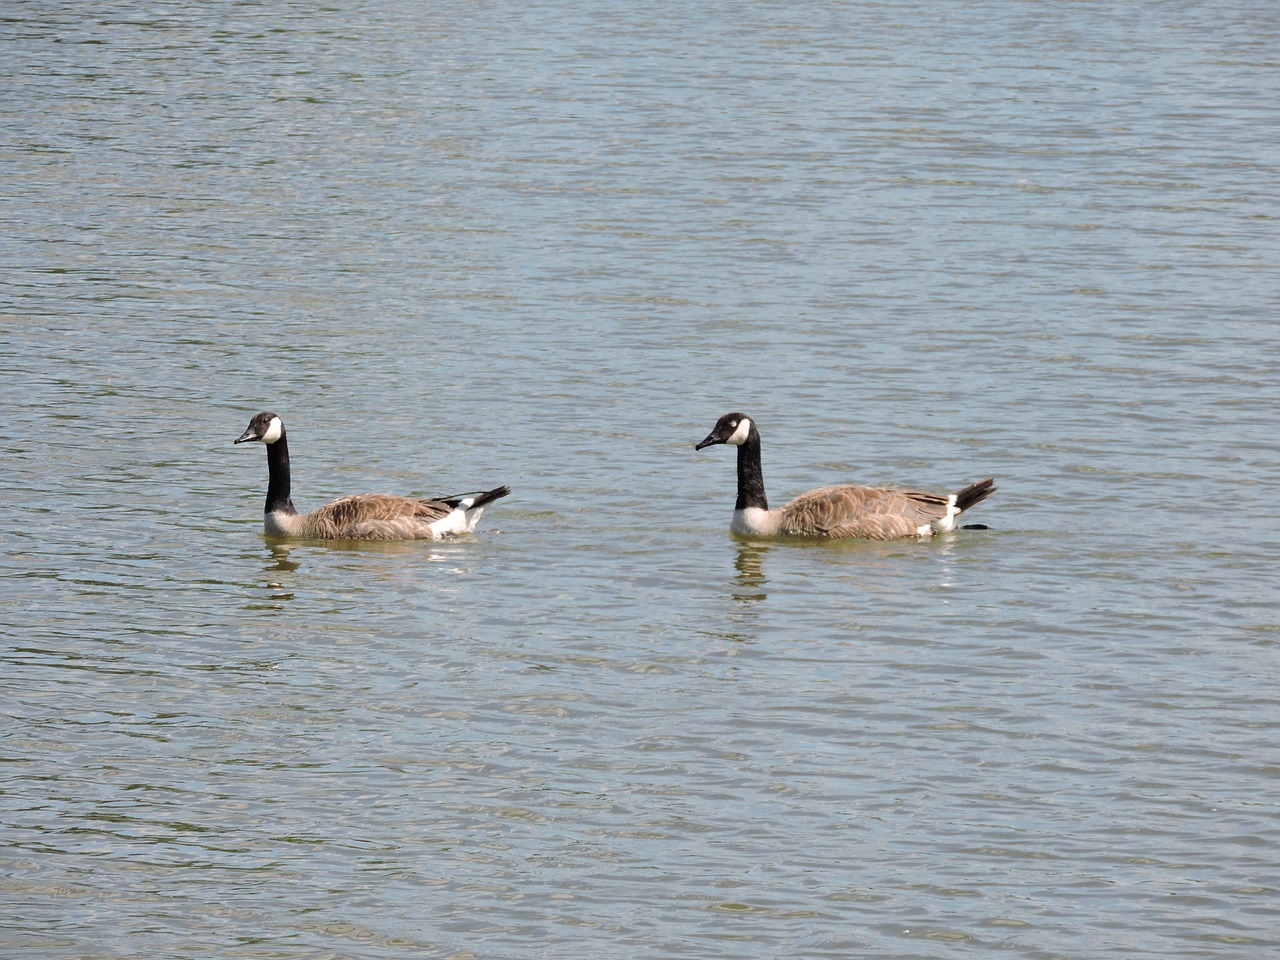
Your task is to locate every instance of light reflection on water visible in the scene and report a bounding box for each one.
[3,1,1279,958]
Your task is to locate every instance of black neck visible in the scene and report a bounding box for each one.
[264,432,297,516]
[735,429,769,511]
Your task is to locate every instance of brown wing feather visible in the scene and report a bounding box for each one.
[298,494,454,539]
[779,485,950,541]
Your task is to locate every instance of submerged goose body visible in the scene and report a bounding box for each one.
[695,412,995,541]
[235,411,510,540]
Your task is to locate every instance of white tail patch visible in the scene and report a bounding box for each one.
[931,494,962,534]
[428,499,492,537]
[428,506,471,537]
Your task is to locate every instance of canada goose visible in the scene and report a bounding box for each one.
[234,411,510,540]
[695,412,995,540]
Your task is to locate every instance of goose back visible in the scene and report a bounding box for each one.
[776,485,952,540]
[265,492,484,540]
[265,486,511,541]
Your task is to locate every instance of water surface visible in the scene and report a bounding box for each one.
[2,2,1278,958]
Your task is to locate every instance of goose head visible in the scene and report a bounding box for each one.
[235,411,285,445]
[695,412,754,450]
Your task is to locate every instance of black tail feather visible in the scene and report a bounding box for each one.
[440,485,512,511]
[955,477,996,513]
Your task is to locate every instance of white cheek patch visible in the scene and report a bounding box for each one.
[261,416,284,444]
[727,418,752,446]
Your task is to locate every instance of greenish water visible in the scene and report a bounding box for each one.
[2,2,1277,958]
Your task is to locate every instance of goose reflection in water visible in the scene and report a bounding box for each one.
[733,541,770,606]
[267,543,300,574]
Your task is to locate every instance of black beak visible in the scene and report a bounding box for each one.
[234,427,259,444]
[695,432,723,451]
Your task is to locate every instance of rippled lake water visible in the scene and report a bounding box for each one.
[3,2,1278,958]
